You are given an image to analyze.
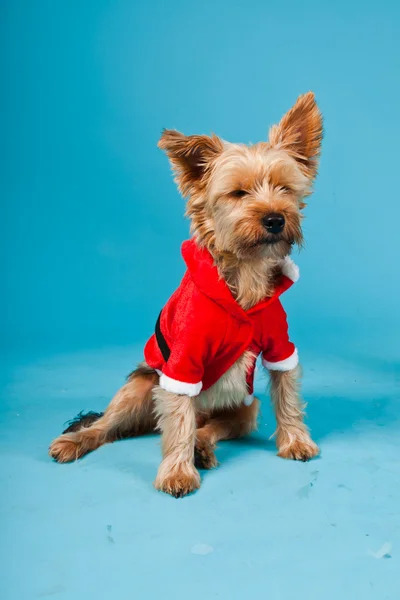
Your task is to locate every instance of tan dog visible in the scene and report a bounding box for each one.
[49,92,323,498]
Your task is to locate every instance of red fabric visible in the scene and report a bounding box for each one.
[144,240,296,394]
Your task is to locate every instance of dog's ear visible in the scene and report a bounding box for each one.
[268,92,323,180]
[158,129,224,196]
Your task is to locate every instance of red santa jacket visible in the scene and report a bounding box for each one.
[144,240,299,402]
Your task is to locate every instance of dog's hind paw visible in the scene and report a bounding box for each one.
[194,439,218,470]
[49,435,83,463]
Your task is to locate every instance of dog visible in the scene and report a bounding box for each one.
[49,92,323,498]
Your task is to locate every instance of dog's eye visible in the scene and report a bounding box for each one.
[231,189,247,198]
[280,185,292,193]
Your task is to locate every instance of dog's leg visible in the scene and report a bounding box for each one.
[49,365,158,463]
[153,388,200,498]
[269,366,319,461]
[195,399,260,469]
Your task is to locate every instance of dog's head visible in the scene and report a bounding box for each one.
[159,92,323,262]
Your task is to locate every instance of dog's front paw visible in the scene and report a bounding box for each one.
[277,431,319,462]
[154,462,200,498]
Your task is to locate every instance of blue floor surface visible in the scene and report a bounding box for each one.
[1,343,399,600]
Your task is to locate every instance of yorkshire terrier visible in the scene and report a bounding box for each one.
[49,92,323,497]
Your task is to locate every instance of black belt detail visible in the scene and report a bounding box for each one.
[155,311,171,362]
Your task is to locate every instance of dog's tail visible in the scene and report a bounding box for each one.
[62,410,104,434]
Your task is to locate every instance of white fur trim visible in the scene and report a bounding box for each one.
[281,256,300,282]
[262,348,299,371]
[159,373,202,397]
[243,394,254,406]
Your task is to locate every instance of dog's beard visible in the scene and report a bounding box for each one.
[237,235,296,259]
[233,215,303,255]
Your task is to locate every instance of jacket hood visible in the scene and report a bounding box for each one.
[181,240,299,323]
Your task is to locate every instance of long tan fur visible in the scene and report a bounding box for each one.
[269,367,319,461]
[49,92,323,496]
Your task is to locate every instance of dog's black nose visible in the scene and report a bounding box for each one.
[263,213,285,234]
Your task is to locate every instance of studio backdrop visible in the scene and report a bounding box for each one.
[2,0,399,361]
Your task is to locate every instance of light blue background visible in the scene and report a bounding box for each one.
[1,2,399,599]
[3,0,400,351]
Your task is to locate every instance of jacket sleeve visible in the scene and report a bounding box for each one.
[160,325,205,396]
[261,301,299,371]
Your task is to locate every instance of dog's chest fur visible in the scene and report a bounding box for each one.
[195,350,255,411]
